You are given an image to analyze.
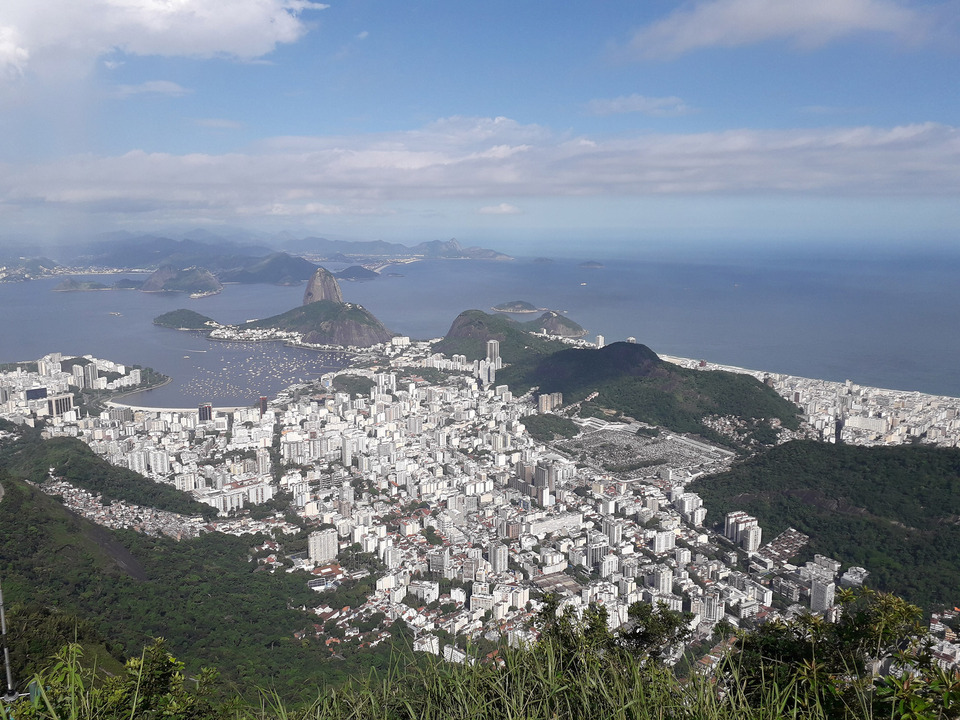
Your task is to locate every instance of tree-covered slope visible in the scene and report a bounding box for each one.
[433,310,568,363]
[0,473,409,699]
[153,308,217,330]
[3,434,216,519]
[243,299,392,347]
[521,311,587,338]
[499,342,800,443]
[692,440,960,607]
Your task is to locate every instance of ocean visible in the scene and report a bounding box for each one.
[2,251,959,406]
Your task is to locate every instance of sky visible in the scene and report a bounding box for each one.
[1,0,958,256]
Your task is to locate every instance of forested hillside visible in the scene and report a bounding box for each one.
[693,440,960,607]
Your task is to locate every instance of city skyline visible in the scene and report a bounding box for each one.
[0,0,958,254]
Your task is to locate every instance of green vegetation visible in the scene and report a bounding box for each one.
[433,309,567,363]
[243,299,392,346]
[500,342,800,447]
[521,311,587,338]
[0,475,404,698]
[4,588,953,720]
[335,265,378,281]
[0,604,125,681]
[160,267,223,294]
[4,434,216,519]
[245,301,379,332]
[421,526,444,546]
[52,279,110,292]
[153,308,217,330]
[693,440,960,607]
[332,374,375,397]
[521,413,580,442]
[492,300,538,312]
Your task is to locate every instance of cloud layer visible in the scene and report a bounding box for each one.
[0,0,327,79]
[1,117,957,224]
[626,0,925,58]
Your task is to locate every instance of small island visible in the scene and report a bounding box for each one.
[335,265,379,281]
[53,279,111,292]
[579,260,604,269]
[53,277,145,292]
[153,309,218,330]
[492,300,542,314]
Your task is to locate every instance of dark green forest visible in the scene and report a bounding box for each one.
[3,432,216,520]
[0,474,412,700]
[500,342,800,447]
[693,440,960,607]
[433,310,567,363]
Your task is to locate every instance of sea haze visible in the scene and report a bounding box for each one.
[1,251,959,406]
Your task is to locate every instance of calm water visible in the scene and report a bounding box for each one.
[2,252,960,406]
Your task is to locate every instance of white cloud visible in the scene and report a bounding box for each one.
[112,80,191,97]
[478,203,522,215]
[356,31,369,40]
[1,117,958,226]
[626,0,926,59]
[587,94,693,117]
[0,26,28,78]
[0,0,327,80]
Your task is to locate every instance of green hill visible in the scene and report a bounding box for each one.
[0,470,409,699]
[521,311,587,338]
[498,342,800,445]
[153,308,217,330]
[492,300,539,313]
[433,310,568,363]
[691,440,960,607]
[243,299,392,347]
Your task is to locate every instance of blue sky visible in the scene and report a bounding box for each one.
[1,0,958,255]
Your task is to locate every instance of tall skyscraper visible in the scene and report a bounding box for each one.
[83,363,99,389]
[486,339,501,369]
[811,579,836,613]
[489,543,508,574]
[308,528,338,564]
[741,525,762,553]
[198,403,213,422]
[596,334,605,349]
[259,396,268,418]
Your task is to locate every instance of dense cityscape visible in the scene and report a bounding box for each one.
[2,331,958,674]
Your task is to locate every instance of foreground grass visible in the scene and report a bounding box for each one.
[0,637,876,720]
[4,589,958,720]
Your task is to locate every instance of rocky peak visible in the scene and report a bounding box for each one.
[302,267,344,305]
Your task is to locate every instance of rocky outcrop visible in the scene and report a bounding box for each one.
[525,311,587,338]
[302,267,344,305]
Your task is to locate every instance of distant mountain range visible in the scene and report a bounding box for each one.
[280,237,512,261]
[2,233,511,291]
